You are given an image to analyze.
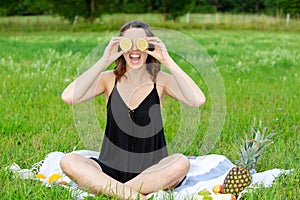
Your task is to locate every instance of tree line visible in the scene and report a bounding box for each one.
[0,0,299,21]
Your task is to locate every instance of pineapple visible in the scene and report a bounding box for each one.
[222,127,275,197]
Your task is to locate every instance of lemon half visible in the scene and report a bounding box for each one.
[137,38,149,51]
[48,173,62,184]
[35,173,46,179]
[120,38,132,51]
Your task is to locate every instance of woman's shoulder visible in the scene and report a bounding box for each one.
[99,70,116,97]
[100,70,116,83]
[156,71,172,84]
[101,70,115,78]
[156,71,172,98]
[99,70,115,86]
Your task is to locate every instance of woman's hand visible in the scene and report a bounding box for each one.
[61,37,126,104]
[102,37,124,65]
[145,37,173,67]
[145,37,206,107]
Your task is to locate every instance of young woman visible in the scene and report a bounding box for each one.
[60,20,206,199]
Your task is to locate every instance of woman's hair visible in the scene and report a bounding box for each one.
[113,20,160,82]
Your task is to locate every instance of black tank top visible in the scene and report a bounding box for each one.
[98,80,168,182]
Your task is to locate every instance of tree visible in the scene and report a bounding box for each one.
[209,0,236,12]
[278,0,300,16]
[233,0,266,13]
[0,0,53,16]
[161,0,194,21]
[49,0,104,21]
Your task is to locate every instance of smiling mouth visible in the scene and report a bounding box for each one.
[129,52,141,64]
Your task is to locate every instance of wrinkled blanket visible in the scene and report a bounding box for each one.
[9,150,291,200]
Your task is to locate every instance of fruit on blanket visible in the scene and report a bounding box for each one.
[213,184,223,194]
[119,38,132,51]
[58,181,69,185]
[213,194,236,200]
[204,195,213,200]
[48,173,62,184]
[136,38,149,51]
[198,189,211,196]
[35,173,46,179]
[53,179,68,186]
[196,195,213,200]
[197,189,213,200]
[222,127,275,197]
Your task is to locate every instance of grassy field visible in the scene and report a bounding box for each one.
[0,13,300,32]
[0,15,299,199]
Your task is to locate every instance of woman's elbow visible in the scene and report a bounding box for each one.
[193,96,206,107]
[61,92,73,104]
[198,97,206,107]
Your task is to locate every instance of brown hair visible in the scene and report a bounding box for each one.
[113,20,160,82]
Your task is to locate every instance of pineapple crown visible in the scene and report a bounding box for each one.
[236,127,276,170]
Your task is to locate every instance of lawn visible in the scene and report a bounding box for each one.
[0,20,299,199]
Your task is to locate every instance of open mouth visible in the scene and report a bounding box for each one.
[129,52,141,64]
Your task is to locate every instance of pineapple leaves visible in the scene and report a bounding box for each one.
[237,126,276,170]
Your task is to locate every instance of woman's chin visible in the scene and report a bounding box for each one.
[127,62,145,70]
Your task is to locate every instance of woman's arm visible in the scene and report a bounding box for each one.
[62,37,123,104]
[146,37,206,107]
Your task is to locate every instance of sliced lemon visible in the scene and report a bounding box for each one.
[120,38,132,51]
[35,173,46,179]
[48,173,62,184]
[137,38,149,51]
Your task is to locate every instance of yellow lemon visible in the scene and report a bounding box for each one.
[120,38,132,51]
[136,38,148,51]
[35,173,46,179]
[48,173,62,184]
[213,184,223,194]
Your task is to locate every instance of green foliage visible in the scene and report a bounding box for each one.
[0,0,53,16]
[161,0,194,21]
[121,0,153,13]
[191,5,217,14]
[1,0,300,21]
[191,0,234,13]
[236,127,276,170]
[243,170,300,199]
[48,0,102,21]
[278,0,300,15]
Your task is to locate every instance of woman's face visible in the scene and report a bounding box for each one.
[122,28,148,70]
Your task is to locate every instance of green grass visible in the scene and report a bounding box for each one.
[1,13,300,32]
[0,24,299,199]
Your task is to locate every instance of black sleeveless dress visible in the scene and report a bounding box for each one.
[91,80,168,183]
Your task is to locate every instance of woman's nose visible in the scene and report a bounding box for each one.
[132,41,137,50]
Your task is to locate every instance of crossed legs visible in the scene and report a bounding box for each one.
[125,153,190,194]
[60,153,190,199]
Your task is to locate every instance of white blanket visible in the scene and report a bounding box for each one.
[9,150,291,200]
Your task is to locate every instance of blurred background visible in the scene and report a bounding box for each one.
[0,0,299,31]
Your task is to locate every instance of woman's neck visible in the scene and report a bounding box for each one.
[124,66,149,84]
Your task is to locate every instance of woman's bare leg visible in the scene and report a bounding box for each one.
[60,153,147,200]
[125,153,190,194]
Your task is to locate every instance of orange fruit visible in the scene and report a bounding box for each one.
[213,184,223,194]
[35,173,46,179]
[120,38,132,51]
[136,38,148,51]
[48,173,62,184]
[57,181,69,185]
